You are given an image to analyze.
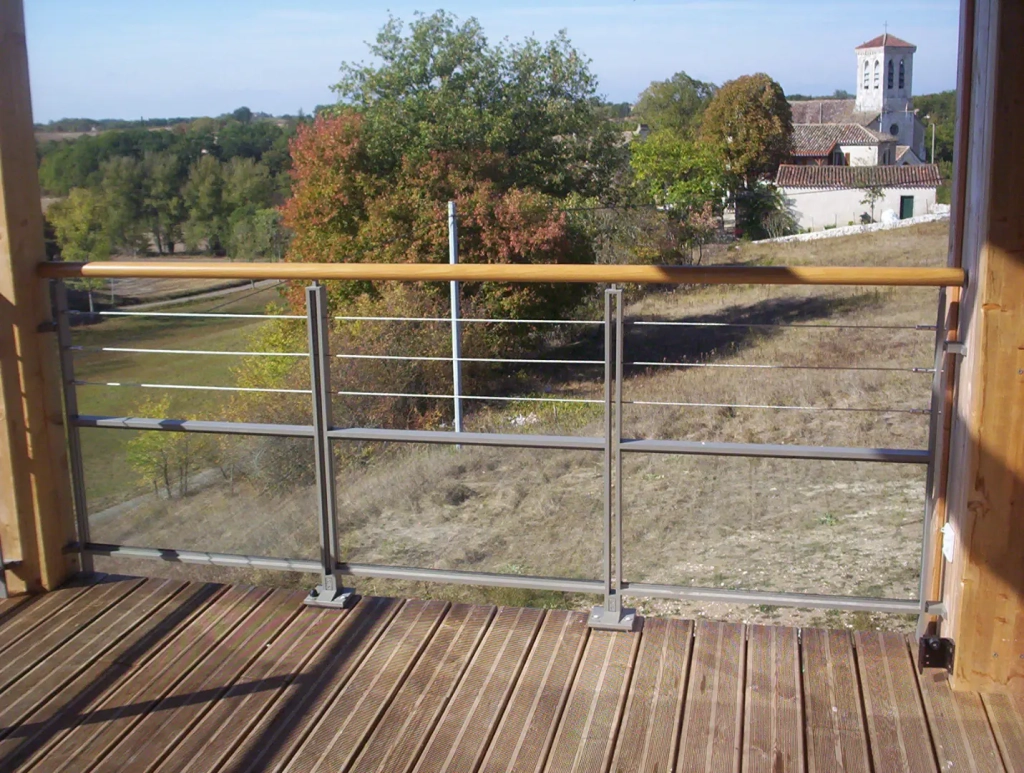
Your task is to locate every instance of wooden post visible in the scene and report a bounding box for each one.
[0,0,77,593]
[941,0,1024,693]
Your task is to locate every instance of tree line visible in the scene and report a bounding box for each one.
[41,109,296,263]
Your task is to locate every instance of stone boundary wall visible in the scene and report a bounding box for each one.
[753,209,950,244]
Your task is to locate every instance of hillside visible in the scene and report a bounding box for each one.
[80,221,949,629]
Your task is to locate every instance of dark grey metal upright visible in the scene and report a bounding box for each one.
[590,288,636,630]
[304,283,352,608]
[53,280,93,574]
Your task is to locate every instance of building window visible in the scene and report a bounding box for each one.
[874,60,880,88]
[863,60,870,88]
[888,60,894,89]
[899,58,906,89]
[890,123,899,136]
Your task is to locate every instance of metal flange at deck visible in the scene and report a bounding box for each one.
[589,604,639,632]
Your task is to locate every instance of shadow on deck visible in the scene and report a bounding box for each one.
[0,574,1018,772]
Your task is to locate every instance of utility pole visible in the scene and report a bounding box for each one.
[447,201,464,436]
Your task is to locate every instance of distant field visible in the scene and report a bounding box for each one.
[84,222,949,630]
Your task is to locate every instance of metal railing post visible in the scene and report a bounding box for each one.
[917,286,950,636]
[53,280,93,575]
[304,283,352,608]
[590,287,636,631]
[448,201,465,436]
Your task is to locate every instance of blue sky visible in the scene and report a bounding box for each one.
[26,1,960,123]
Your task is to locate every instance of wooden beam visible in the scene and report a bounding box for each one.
[36,260,967,287]
[0,0,77,593]
[943,0,1024,693]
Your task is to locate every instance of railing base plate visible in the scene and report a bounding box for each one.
[304,584,355,609]
[589,605,638,631]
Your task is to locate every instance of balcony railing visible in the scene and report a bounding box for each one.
[38,260,965,630]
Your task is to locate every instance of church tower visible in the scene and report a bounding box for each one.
[854,33,922,156]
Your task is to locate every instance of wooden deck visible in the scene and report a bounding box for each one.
[0,575,1019,772]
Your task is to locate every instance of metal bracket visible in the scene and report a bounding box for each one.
[590,601,638,632]
[945,341,966,357]
[918,635,955,674]
[304,575,355,609]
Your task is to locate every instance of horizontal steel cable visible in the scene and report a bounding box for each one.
[627,361,933,373]
[626,398,928,414]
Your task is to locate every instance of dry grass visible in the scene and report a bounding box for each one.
[89,221,949,630]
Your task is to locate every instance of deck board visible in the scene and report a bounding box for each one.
[982,693,1024,773]
[351,603,495,773]
[676,621,746,773]
[543,626,638,773]
[0,577,143,694]
[802,628,872,773]
[153,603,349,773]
[217,595,401,772]
[284,599,448,772]
[31,585,268,773]
[915,663,1005,773]
[0,581,222,772]
[609,617,692,773]
[1,580,1023,773]
[0,578,183,742]
[743,625,804,773]
[0,576,98,656]
[480,609,589,773]
[92,589,305,773]
[414,606,544,773]
[854,630,938,773]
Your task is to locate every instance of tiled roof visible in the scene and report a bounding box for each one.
[788,100,879,127]
[896,145,913,161]
[791,124,890,156]
[776,163,942,189]
[857,33,916,50]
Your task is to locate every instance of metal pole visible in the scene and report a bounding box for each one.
[448,201,464,435]
[304,283,351,608]
[917,287,949,637]
[53,280,93,575]
[931,123,936,165]
[590,288,636,630]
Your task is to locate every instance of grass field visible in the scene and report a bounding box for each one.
[82,221,949,629]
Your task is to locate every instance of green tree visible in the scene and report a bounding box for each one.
[47,187,112,310]
[100,156,149,255]
[183,154,226,252]
[736,183,796,240]
[700,73,793,188]
[859,184,884,223]
[630,131,727,210]
[331,10,624,199]
[222,157,273,211]
[142,151,186,254]
[633,72,717,137]
[126,396,212,498]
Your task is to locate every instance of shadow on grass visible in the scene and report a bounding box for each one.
[465,291,885,397]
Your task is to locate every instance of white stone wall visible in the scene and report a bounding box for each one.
[841,144,880,166]
[753,210,949,244]
[781,186,938,231]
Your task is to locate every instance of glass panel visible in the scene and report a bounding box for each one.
[621,285,937,449]
[332,441,603,582]
[83,428,319,562]
[622,453,925,601]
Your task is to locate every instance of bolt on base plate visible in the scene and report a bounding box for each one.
[304,583,355,609]
[589,605,638,631]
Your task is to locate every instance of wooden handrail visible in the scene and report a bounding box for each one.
[37,260,966,287]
